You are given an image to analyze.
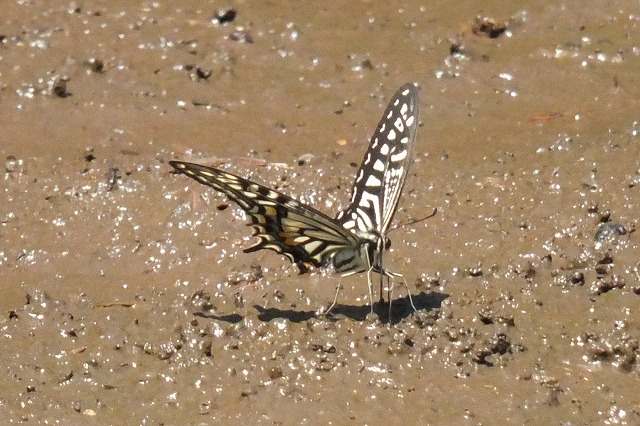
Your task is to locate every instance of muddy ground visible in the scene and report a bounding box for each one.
[1,1,640,424]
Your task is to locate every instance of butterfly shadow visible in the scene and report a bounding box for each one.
[193,292,448,324]
[253,290,448,324]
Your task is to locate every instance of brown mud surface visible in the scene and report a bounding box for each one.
[2,1,640,424]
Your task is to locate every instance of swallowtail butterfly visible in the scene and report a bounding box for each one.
[170,83,420,314]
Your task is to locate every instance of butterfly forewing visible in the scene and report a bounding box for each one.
[170,161,361,270]
[336,83,420,234]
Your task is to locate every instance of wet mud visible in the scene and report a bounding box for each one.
[1,1,640,424]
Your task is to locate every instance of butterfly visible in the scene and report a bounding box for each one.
[170,83,420,315]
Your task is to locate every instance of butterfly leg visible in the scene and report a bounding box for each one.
[324,283,343,314]
[386,274,394,320]
[388,271,418,315]
[378,272,385,304]
[384,273,393,321]
[366,267,376,315]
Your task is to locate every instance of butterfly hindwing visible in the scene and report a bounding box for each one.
[336,83,420,235]
[170,161,360,271]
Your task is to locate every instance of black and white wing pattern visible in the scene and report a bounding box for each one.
[336,83,420,237]
[169,161,362,272]
[170,83,420,310]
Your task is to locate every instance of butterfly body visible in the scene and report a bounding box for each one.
[170,83,420,313]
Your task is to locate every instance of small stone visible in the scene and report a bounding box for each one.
[595,222,627,242]
[5,155,18,172]
[212,8,236,25]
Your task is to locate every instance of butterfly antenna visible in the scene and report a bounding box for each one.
[388,207,437,234]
